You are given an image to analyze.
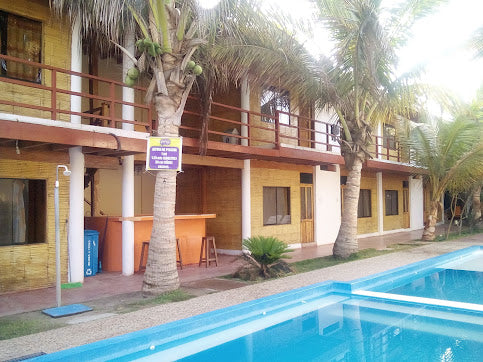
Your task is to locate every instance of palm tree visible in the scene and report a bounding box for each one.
[400,97,483,240]
[313,0,444,257]
[53,0,320,294]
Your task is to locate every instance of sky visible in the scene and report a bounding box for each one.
[199,0,483,102]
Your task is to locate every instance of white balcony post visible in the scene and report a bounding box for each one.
[241,160,251,242]
[68,18,84,283]
[121,31,135,275]
[376,123,383,160]
[240,76,250,147]
[376,172,384,234]
[409,176,424,230]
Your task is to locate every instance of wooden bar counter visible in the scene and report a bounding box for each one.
[85,214,216,272]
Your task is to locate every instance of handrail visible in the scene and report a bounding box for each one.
[0,54,404,161]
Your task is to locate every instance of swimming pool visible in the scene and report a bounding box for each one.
[30,246,483,361]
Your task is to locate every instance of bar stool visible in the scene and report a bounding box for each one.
[139,239,183,271]
[199,236,218,267]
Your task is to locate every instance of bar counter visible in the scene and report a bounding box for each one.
[85,214,216,272]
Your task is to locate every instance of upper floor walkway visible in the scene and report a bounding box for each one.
[0,55,420,173]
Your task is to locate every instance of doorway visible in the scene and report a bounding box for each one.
[300,185,314,243]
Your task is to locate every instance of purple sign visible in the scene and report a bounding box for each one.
[146,137,182,170]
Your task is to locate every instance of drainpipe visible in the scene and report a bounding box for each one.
[241,77,251,242]
[68,17,85,283]
[121,31,135,276]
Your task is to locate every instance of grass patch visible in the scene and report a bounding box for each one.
[114,289,195,314]
[0,315,65,340]
[291,244,417,274]
[61,282,83,289]
[434,227,482,242]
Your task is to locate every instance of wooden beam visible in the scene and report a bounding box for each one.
[0,120,147,152]
[251,160,313,172]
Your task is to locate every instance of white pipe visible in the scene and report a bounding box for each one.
[55,165,70,306]
[122,31,135,275]
[376,172,384,234]
[241,159,251,242]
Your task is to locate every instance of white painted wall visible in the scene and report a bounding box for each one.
[314,165,341,245]
[409,176,424,230]
[314,108,340,153]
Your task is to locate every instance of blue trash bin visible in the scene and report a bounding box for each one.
[84,230,99,277]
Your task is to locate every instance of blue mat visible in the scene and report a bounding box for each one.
[42,304,92,318]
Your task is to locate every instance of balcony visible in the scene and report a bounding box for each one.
[0,55,411,170]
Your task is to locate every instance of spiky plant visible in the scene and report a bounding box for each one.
[242,236,292,278]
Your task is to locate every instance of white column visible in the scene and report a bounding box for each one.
[314,165,341,245]
[240,76,250,147]
[376,123,383,160]
[409,176,424,230]
[68,18,84,283]
[241,159,251,242]
[376,172,384,234]
[121,31,135,275]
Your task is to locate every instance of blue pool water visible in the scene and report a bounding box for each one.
[31,246,483,361]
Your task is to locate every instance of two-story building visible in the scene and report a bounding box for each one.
[0,0,430,293]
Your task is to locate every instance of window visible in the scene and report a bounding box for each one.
[383,124,396,150]
[0,178,46,246]
[358,189,371,218]
[0,11,42,83]
[260,87,290,125]
[263,187,291,225]
[385,190,399,216]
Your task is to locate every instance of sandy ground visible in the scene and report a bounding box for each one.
[1,234,481,361]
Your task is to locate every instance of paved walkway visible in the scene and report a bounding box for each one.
[0,226,439,317]
[1,231,481,361]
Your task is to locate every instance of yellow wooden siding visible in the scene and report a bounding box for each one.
[0,160,69,292]
[250,164,302,244]
[0,0,71,121]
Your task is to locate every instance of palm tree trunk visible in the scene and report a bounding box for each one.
[142,169,179,294]
[142,99,183,295]
[472,185,481,223]
[333,156,363,258]
[422,200,440,241]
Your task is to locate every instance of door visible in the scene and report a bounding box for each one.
[403,188,410,228]
[300,186,314,243]
[298,106,313,148]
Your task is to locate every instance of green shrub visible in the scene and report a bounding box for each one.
[242,236,292,277]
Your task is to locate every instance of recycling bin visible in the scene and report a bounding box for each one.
[84,230,99,277]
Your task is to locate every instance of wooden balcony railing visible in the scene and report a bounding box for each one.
[0,54,403,162]
[0,54,152,132]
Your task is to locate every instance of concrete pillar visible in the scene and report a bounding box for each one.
[241,159,251,242]
[376,172,384,234]
[121,31,135,275]
[376,123,383,160]
[68,18,84,283]
[240,76,250,147]
[313,165,341,245]
[68,148,84,283]
[409,176,424,230]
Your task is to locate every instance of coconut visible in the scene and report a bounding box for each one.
[125,76,135,87]
[127,68,139,80]
[193,65,203,76]
[186,60,196,70]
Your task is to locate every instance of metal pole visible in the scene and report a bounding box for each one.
[55,169,61,307]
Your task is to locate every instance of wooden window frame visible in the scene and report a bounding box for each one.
[385,190,399,216]
[263,186,291,225]
[0,10,42,83]
[358,189,372,218]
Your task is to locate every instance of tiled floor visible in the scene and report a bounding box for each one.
[0,227,441,317]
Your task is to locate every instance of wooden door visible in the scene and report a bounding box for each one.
[300,186,314,243]
[403,188,410,228]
